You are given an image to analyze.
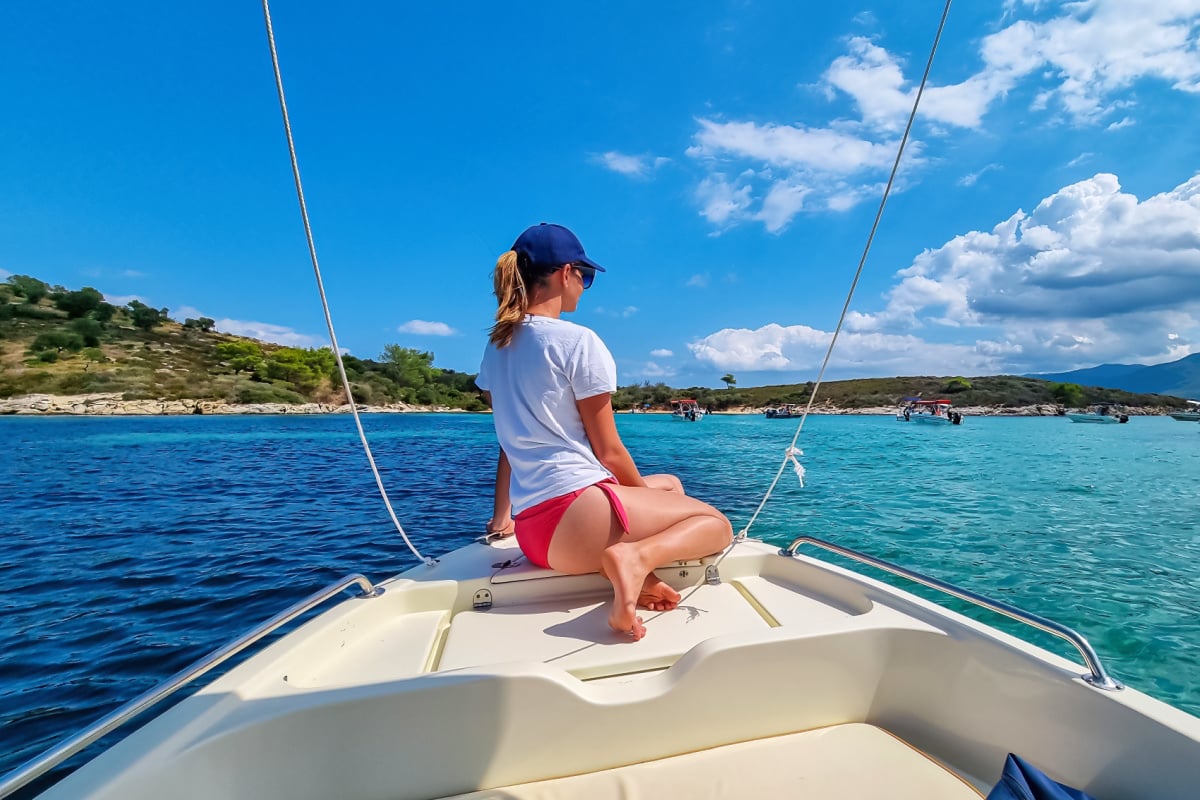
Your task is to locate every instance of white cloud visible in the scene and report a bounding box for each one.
[634,360,677,379]
[686,1,1200,232]
[592,306,639,319]
[688,322,997,376]
[688,118,899,174]
[120,269,146,278]
[695,173,754,227]
[690,172,1200,375]
[958,164,1002,188]
[103,293,144,306]
[215,318,324,348]
[590,151,670,178]
[173,305,204,320]
[650,348,674,358]
[0,267,11,280]
[987,1,1200,124]
[847,172,1200,371]
[398,319,458,336]
[686,273,710,288]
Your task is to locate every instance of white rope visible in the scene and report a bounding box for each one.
[260,0,434,566]
[735,0,954,545]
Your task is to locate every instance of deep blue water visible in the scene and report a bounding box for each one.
[2,412,1199,788]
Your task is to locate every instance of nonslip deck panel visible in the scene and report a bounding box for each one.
[434,722,984,799]
[436,583,770,678]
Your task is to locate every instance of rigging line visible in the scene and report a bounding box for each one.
[260,0,434,567]
[735,0,954,545]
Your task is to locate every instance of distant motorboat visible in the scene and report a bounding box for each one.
[1169,400,1200,422]
[669,398,704,421]
[764,404,801,419]
[1067,405,1128,424]
[897,399,962,425]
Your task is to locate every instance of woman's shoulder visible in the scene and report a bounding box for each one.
[528,316,599,341]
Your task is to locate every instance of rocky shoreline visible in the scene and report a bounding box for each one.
[0,393,1173,417]
[0,393,439,416]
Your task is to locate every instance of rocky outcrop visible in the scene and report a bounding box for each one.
[0,393,422,415]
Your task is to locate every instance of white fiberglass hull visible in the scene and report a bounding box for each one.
[1066,414,1119,424]
[24,538,1200,800]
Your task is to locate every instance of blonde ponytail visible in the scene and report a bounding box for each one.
[489,250,531,347]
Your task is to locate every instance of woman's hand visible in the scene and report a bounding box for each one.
[485,514,515,538]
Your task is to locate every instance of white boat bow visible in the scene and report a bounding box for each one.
[8,535,1199,799]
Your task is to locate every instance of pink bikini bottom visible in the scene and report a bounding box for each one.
[514,479,630,569]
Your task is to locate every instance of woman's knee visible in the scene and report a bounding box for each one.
[643,473,684,493]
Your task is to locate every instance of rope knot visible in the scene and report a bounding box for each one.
[786,447,806,488]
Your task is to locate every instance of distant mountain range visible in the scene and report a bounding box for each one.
[1027,353,1200,399]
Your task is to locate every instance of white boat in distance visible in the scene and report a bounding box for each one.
[898,398,963,425]
[1066,405,1129,424]
[6,534,1200,800]
[669,397,705,421]
[1169,400,1200,422]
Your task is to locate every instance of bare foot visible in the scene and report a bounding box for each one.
[638,573,680,612]
[600,542,651,641]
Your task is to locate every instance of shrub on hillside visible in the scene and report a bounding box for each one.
[233,383,306,405]
[70,317,104,347]
[7,275,50,303]
[55,287,105,318]
[31,331,85,354]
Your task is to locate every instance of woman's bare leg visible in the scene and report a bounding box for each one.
[631,473,684,610]
[547,485,733,639]
[643,473,684,493]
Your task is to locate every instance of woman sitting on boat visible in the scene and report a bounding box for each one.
[478,223,733,641]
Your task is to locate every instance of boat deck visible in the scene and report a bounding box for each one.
[36,537,1200,800]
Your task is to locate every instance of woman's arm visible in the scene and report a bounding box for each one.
[577,393,648,487]
[481,392,514,536]
[486,448,514,536]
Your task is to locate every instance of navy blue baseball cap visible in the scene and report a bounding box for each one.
[512,223,606,274]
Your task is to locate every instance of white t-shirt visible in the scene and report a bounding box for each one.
[477,316,617,514]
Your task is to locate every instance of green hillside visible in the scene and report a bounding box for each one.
[0,275,486,409]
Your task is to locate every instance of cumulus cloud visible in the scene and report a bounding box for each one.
[690,173,1200,375]
[590,151,670,178]
[987,1,1200,123]
[846,173,1200,371]
[685,1,1200,232]
[634,360,677,379]
[650,348,674,358]
[398,320,458,336]
[688,322,997,376]
[215,319,324,348]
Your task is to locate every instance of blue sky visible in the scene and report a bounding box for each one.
[3,1,1199,388]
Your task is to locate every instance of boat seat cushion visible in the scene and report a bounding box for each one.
[435,722,983,799]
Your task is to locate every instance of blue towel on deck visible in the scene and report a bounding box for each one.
[987,754,1098,800]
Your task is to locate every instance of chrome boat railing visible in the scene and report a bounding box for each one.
[0,573,383,799]
[781,536,1123,691]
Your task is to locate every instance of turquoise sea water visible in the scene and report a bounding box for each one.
[2,412,1199,788]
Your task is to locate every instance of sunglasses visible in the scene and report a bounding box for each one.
[571,263,596,290]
